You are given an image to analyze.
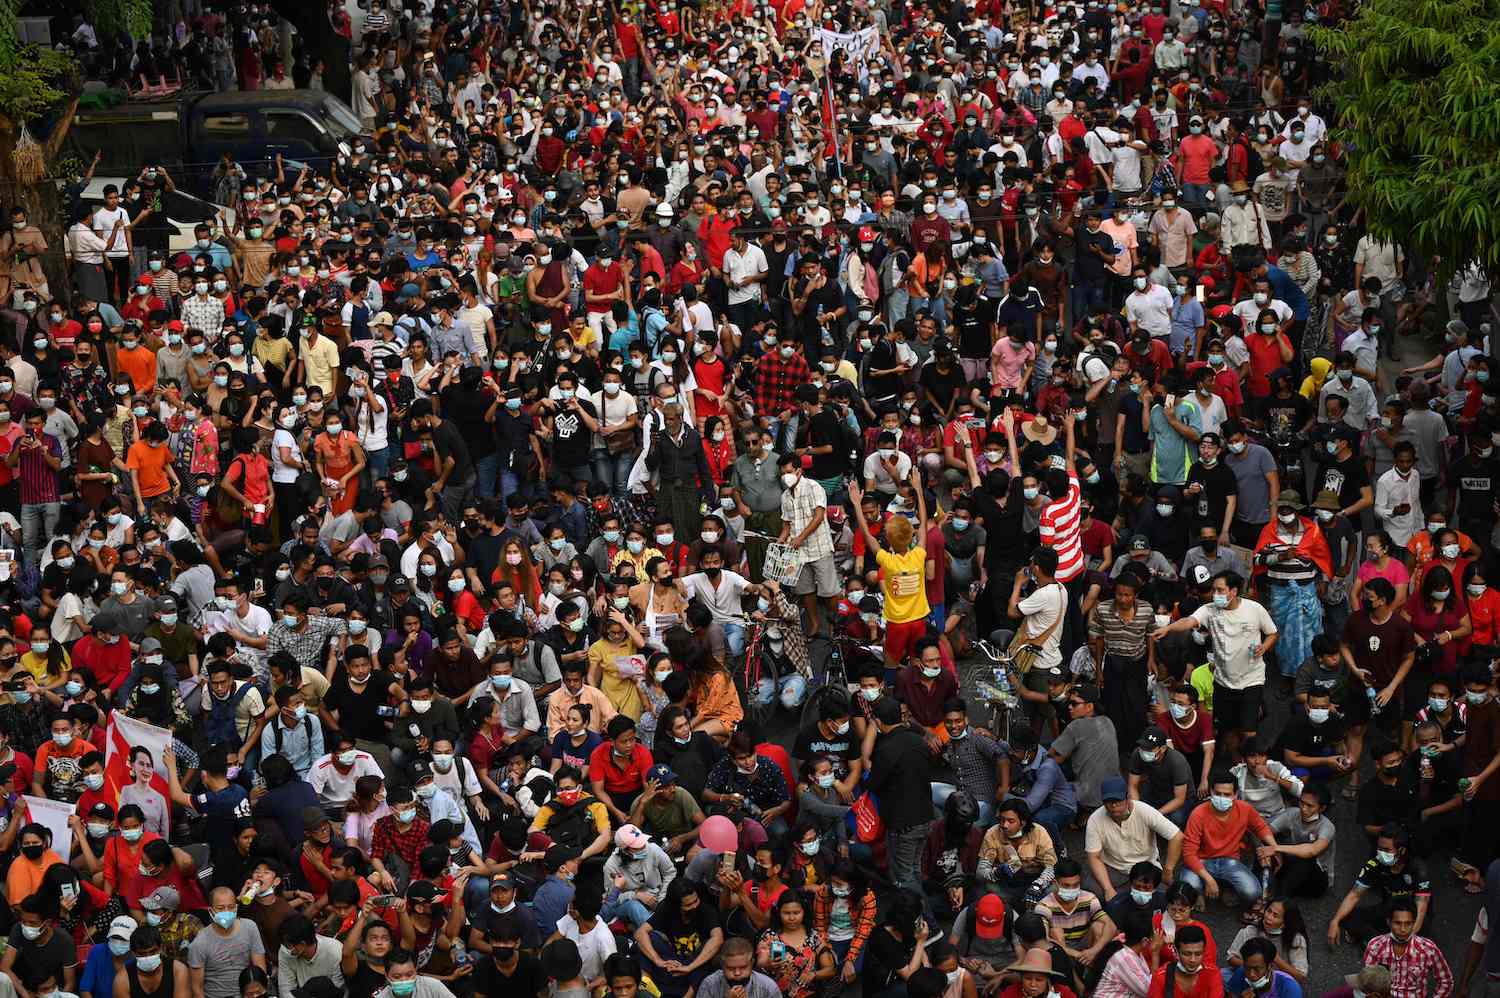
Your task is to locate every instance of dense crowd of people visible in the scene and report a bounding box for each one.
[0,1,1498,998]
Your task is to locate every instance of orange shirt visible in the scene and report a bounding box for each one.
[126,439,173,497]
[116,345,158,393]
[6,850,62,905]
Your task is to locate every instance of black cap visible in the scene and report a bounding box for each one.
[544,845,581,871]
[293,979,344,998]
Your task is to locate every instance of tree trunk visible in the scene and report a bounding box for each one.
[0,97,81,307]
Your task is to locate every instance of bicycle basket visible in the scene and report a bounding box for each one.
[763,542,803,586]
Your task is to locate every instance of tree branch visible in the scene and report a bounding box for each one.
[40,95,79,163]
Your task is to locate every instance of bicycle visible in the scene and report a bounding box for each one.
[974,639,1023,743]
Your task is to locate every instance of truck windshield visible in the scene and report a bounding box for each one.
[320,97,364,139]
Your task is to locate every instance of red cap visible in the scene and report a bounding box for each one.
[975,895,1007,939]
[166,320,185,332]
[858,226,876,242]
[1209,304,1233,320]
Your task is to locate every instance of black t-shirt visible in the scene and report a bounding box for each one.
[865,340,903,400]
[1355,772,1420,831]
[1277,711,1347,760]
[6,925,76,987]
[1074,227,1115,283]
[793,721,858,780]
[431,418,474,480]
[1315,453,1369,511]
[919,361,966,413]
[1255,391,1313,437]
[645,900,721,963]
[440,382,498,458]
[323,669,397,740]
[473,953,547,998]
[550,397,599,467]
[863,928,918,998]
[1126,746,1192,809]
[467,530,505,589]
[955,295,1000,358]
[801,408,847,479]
[1186,460,1239,529]
[1448,453,1500,529]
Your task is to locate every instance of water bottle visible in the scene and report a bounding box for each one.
[1367,686,1381,717]
[451,939,468,967]
[995,667,1012,696]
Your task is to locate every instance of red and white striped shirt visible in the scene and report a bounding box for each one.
[1039,474,1085,582]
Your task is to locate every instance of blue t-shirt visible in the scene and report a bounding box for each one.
[1265,265,1309,320]
[550,730,604,772]
[81,938,131,998]
[193,783,251,841]
[1225,968,1302,998]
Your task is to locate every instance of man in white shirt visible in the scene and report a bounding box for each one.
[680,543,761,658]
[722,228,768,335]
[1124,269,1174,340]
[91,185,132,301]
[1373,443,1423,546]
[308,736,384,805]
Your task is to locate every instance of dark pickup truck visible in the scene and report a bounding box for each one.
[62,89,365,196]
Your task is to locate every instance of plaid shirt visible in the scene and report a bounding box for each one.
[370,812,431,870]
[1362,933,1452,998]
[753,352,811,416]
[779,477,833,560]
[180,294,227,342]
[267,614,348,672]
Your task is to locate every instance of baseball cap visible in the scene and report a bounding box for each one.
[141,886,180,911]
[647,764,678,785]
[108,915,138,941]
[975,894,1007,939]
[489,873,516,892]
[156,595,178,613]
[615,824,649,850]
[545,845,581,871]
[1100,776,1128,802]
[301,806,330,829]
[1138,728,1168,750]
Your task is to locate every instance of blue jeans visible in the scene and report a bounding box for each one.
[1181,182,1211,209]
[886,288,911,327]
[1032,802,1077,854]
[463,874,490,914]
[1179,857,1263,905]
[591,448,635,500]
[499,469,521,506]
[365,446,390,483]
[932,783,996,827]
[601,889,653,929]
[723,621,746,658]
[21,501,59,570]
[751,673,808,710]
[473,452,499,499]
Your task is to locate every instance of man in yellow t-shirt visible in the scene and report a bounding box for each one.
[848,475,931,667]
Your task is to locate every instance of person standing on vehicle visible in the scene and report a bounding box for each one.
[91,184,132,303]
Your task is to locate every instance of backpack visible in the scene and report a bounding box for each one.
[204,682,253,746]
[272,716,315,755]
[544,794,601,849]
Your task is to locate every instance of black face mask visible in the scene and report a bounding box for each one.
[1200,540,1217,553]
[20,844,44,860]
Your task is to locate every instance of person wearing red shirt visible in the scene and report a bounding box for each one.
[121,285,165,325]
[535,129,567,175]
[692,339,729,424]
[581,253,628,338]
[1173,120,1219,208]
[1179,773,1276,908]
[0,731,33,794]
[1244,322,1294,399]
[697,209,736,272]
[587,715,653,825]
[631,235,666,285]
[69,614,132,693]
[1146,923,1222,998]
[1464,564,1500,649]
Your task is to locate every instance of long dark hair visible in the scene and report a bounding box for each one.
[1084,910,1152,993]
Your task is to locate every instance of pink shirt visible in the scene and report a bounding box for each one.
[989,338,1036,391]
[1176,134,1218,184]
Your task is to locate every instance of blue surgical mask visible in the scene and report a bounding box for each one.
[1209,794,1234,812]
[1130,889,1154,905]
[212,910,237,930]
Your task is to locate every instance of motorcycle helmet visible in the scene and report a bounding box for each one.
[945,789,980,827]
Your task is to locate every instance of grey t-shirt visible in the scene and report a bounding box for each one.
[1126,746,1192,810]
[186,919,266,998]
[98,594,154,638]
[1269,809,1336,876]
[1052,715,1121,807]
[1227,443,1278,525]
